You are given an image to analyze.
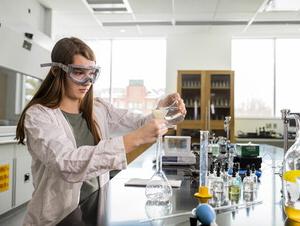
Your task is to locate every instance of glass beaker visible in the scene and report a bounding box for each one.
[283,113,300,222]
[194,131,213,202]
[164,104,185,127]
[145,109,172,202]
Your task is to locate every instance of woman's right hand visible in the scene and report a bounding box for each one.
[123,119,168,153]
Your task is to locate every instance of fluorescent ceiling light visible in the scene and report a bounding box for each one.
[89,4,125,8]
[93,7,127,12]
[86,0,123,4]
[86,0,131,14]
[265,0,300,11]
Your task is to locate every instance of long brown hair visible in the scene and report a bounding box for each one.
[16,37,101,145]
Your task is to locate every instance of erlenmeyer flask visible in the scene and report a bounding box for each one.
[283,113,300,222]
[145,109,172,202]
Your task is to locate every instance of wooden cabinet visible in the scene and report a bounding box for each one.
[177,70,234,143]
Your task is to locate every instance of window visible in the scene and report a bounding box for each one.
[111,39,166,114]
[87,40,111,102]
[232,39,274,118]
[24,75,42,106]
[275,39,300,116]
[88,39,166,114]
[232,38,300,118]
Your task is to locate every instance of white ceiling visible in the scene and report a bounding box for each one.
[37,0,300,39]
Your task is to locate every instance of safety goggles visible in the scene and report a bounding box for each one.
[41,62,101,85]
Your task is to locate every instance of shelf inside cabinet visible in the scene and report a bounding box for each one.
[213,106,230,108]
[178,70,234,141]
[211,87,230,90]
[185,105,201,108]
[182,86,201,90]
[181,120,201,124]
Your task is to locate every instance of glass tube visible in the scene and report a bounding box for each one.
[199,131,209,187]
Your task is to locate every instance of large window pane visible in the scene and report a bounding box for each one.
[111,39,166,114]
[24,75,41,106]
[232,39,274,118]
[87,40,111,102]
[276,39,300,116]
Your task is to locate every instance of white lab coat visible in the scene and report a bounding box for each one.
[22,97,152,226]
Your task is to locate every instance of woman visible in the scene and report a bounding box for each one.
[16,37,186,226]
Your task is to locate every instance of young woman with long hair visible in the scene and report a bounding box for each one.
[16,37,186,225]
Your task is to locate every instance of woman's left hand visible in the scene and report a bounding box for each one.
[158,93,187,116]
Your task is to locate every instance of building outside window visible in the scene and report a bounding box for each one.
[88,39,166,114]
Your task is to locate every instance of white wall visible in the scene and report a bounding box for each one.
[0,25,50,79]
[166,32,232,93]
[0,0,48,35]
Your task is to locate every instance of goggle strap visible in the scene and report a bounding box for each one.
[40,63,52,67]
[40,62,69,73]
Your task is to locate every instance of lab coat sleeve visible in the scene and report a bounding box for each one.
[95,98,154,135]
[24,105,127,183]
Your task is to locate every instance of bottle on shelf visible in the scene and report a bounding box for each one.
[224,99,229,107]
[193,99,198,120]
[220,98,224,107]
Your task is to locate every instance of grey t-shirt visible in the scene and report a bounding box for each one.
[62,110,99,203]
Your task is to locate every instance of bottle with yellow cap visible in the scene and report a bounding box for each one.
[283,113,300,222]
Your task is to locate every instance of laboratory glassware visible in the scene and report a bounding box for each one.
[283,113,300,222]
[145,108,172,202]
[194,131,213,202]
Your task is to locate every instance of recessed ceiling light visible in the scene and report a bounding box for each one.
[120,29,126,33]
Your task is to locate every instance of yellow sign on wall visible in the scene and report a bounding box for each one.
[0,164,9,192]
